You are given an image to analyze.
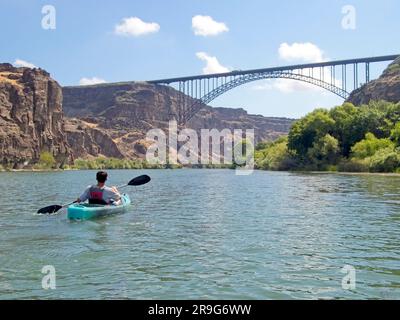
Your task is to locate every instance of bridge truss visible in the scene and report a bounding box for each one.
[149,55,399,125]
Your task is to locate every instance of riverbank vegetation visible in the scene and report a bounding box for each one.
[0,154,239,172]
[2,100,399,174]
[67,157,171,170]
[33,151,57,170]
[255,100,400,173]
[66,158,236,170]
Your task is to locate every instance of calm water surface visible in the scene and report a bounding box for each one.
[0,169,399,299]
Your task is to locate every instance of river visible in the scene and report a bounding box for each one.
[0,169,399,299]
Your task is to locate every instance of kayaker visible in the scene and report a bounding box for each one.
[76,171,121,205]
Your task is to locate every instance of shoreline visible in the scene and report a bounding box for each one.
[2,167,400,177]
[291,170,400,177]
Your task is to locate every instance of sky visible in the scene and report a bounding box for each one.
[1,0,399,118]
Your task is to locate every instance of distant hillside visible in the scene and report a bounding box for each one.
[62,82,294,160]
[347,56,400,105]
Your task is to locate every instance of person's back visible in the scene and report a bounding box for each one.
[77,171,121,205]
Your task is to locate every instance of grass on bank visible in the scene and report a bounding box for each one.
[0,154,240,171]
[65,157,236,170]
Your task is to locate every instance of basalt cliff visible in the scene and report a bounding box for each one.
[62,82,294,160]
[0,64,294,167]
[347,56,400,105]
[0,63,70,168]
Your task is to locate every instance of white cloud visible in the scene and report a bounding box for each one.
[14,59,36,68]
[253,70,342,94]
[115,17,160,37]
[278,42,325,63]
[79,77,107,86]
[253,79,320,93]
[251,43,341,94]
[252,82,274,91]
[273,79,322,93]
[192,15,229,36]
[196,52,230,74]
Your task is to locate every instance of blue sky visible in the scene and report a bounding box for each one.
[1,0,399,118]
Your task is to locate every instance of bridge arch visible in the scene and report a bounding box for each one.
[181,72,348,123]
[202,72,348,104]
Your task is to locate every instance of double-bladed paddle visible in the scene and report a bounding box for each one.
[37,174,151,214]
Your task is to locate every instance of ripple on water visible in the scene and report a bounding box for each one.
[0,170,400,299]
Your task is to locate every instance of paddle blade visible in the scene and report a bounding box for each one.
[128,175,151,186]
[37,205,63,214]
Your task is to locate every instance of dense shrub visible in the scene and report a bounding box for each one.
[338,158,369,172]
[288,108,335,158]
[307,134,340,166]
[34,151,56,169]
[72,157,165,170]
[256,100,400,173]
[351,133,394,159]
[368,148,400,172]
[256,137,297,170]
[390,122,400,146]
[387,63,400,74]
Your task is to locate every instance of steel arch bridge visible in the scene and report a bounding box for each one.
[149,54,399,125]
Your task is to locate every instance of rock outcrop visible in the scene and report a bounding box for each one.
[64,118,124,159]
[0,63,294,166]
[62,82,294,159]
[347,57,400,105]
[0,63,70,168]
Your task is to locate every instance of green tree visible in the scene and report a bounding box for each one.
[255,137,296,171]
[329,102,358,156]
[369,148,400,172]
[372,100,400,136]
[307,134,340,165]
[37,151,56,169]
[288,109,335,159]
[351,133,394,159]
[233,138,254,167]
[390,121,400,146]
[329,102,393,156]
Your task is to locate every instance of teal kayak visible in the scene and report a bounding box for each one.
[67,194,131,220]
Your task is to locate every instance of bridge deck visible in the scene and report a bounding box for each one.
[149,54,400,84]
